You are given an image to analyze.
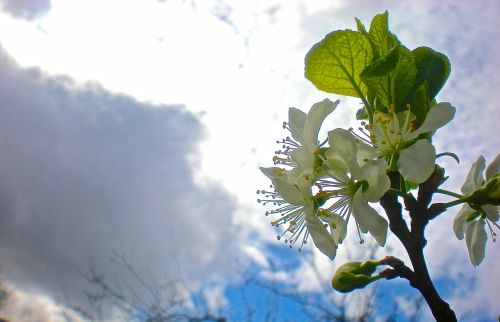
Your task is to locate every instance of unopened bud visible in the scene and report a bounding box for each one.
[331,260,382,293]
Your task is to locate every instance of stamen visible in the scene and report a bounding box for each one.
[350,127,372,145]
[486,219,499,242]
[355,220,365,244]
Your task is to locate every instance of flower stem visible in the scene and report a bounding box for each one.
[442,197,469,209]
[435,189,463,199]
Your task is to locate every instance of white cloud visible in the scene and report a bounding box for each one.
[0,46,243,317]
[0,281,85,322]
[203,284,228,315]
[0,0,50,20]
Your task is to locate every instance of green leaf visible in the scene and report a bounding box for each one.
[397,47,450,122]
[360,45,417,110]
[409,82,430,121]
[355,17,368,35]
[392,47,418,110]
[412,47,451,100]
[305,30,373,98]
[368,11,399,59]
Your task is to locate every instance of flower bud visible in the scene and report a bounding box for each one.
[331,260,382,293]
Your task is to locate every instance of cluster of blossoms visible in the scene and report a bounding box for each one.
[258,98,461,260]
[258,98,499,266]
[257,12,499,275]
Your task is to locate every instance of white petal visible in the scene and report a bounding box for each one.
[407,102,455,139]
[288,107,307,144]
[397,140,436,184]
[465,219,487,266]
[461,156,485,195]
[356,140,379,164]
[260,167,286,179]
[295,171,314,198]
[324,147,350,175]
[272,178,304,206]
[328,128,356,158]
[306,214,337,259]
[485,154,500,181]
[291,145,315,168]
[321,210,348,244]
[482,204,499,222]
[328,128,360,177]
[287,167,303,183]
[303,98,339,145]
[360,158,390,202]
[352,191,388,246]
[453,204,473,239]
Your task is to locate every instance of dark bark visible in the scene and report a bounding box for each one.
[380,169,457,322]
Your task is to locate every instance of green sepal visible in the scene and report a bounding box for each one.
[465,211,482,222]
[331,260,382,293]
[403,180,419,192]
[467,176,500,205]
[357,180,369,192]
[356,106,369,120]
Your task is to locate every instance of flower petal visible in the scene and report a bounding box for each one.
[324,155,349,174]
[352,191,388,246]
[291,145,315,169]
[306,214,337,259]
[485,154,500,181]
[465,218,487,266]
[260,167,286,180]
[407,102,455,139]
[320,210,348,244]
[355,140,379,165]
[482,204,499,222]
[453,204,473,239]
[295,171,314,198]
[272,178,304,206]
[360,158,390,202]
[328,128,360,177]
[288,107,307,144]
[461,156,485,195]
[303,98,339,145]
[397,139,436,184]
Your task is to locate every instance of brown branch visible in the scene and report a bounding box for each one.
[380,169,457,322]
[379,256,416,284]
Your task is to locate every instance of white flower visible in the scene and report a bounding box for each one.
[353,102,455,184]
[273,98,339,175]
[453,155,500,266]
[258,167,339,259]
[319,128,390,246]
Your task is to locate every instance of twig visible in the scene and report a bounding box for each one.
[380,169,457,322]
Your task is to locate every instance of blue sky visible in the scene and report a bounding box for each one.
[0,0,498,321]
